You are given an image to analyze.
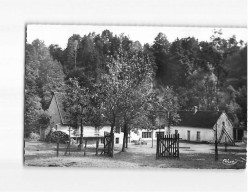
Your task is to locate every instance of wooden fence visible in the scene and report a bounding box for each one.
[156,134,180,159]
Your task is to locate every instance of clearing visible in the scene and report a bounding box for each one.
[24,140,247,169]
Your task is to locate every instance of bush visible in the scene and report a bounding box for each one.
[45,130,69,144]
[29,132,40,140]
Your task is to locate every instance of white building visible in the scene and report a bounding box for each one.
[130,107,234,144]
[42,92,123,145]
[170,108,234,144]
[130,128,168,141]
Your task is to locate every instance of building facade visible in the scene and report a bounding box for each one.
[42,92,123,145]
[170,109,234,144]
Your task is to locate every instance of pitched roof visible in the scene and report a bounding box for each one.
[174,110,223,128]
[51,92,111,126]
[53,92,70,124]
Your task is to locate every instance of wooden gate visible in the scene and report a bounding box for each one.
[103,132,114,157]
[156,134,180,159]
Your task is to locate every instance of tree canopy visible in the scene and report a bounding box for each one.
[25,29,247,139]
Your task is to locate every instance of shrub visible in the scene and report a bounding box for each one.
[46,130,69,144]
[29,132,40,140]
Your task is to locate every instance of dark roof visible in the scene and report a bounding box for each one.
[174,110,223,128]
[52,92,111,126]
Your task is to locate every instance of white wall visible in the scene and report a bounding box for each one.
[76,125,124,145]
[130,127,168,141]
[213,113,233,143]
[170,113,234,143]
[55,124,76,136]
[170,126,215,142]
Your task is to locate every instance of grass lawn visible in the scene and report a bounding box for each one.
[24,140,247,169]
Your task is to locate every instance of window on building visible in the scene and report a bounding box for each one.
[156,132,164,138]
[142,132,152,138]
[100,138,104,144]
[187,131,190,141]
[116,137,119,144]
[196,131,200,142]
[115,127,121,134]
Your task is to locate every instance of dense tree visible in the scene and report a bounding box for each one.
[32,40,65,110]
[25,28,247,140]
[152,33,170,86]
[25,42,43,135]
[94,47,156,151]
[49,44,65,65]
[25,39,65,135]
[64,34,81,73]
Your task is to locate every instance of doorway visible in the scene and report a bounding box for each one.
[187,131,190,141]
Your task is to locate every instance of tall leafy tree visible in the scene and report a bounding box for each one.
[152,33,170,86]
[25,43,43,135]
[64,34,81,73]
[49,44,65,65]
[25,39,65,135]
[32,40,65,110]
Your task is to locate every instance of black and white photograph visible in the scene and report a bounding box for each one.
[24,24,247,169]
[0,0,247,192]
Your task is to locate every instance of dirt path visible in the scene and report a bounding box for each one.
[25,140,246,169]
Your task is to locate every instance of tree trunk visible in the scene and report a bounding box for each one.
[79,118,83,150]
[125,129,128,148]
[151,130,153,148]
[216,65,220,110]
[110,124,114,157]
[122,132,126,152]
[39,125,41,140]
[110,124,114,134]
[167,112,170,135]
[215,123,218,161]
[122,123,127,152]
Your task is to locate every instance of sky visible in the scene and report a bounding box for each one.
[27,25,247,49]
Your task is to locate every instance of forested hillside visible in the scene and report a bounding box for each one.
[24,29,247,136]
